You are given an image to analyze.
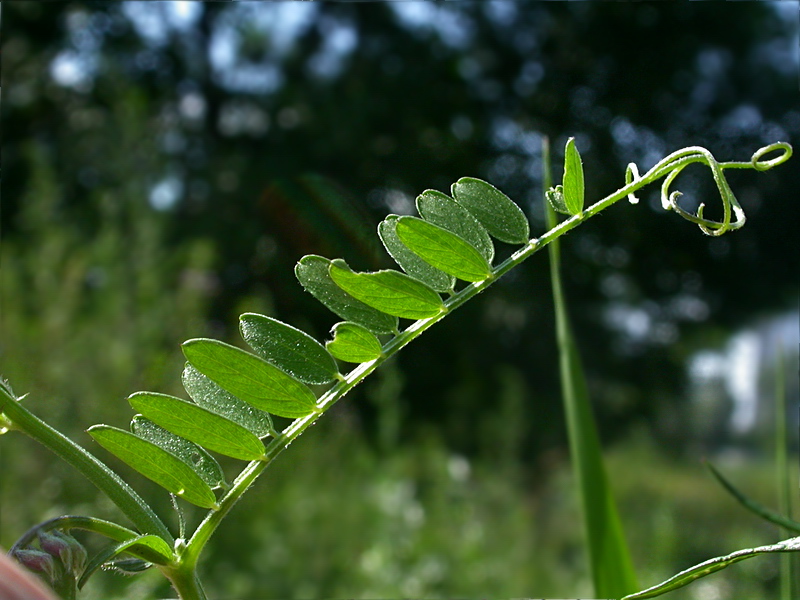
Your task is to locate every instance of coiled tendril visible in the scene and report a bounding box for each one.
[624,141,792,236]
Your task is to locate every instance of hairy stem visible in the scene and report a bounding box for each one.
[0,388,173,543]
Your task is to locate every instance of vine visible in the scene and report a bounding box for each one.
[1,139,793,599]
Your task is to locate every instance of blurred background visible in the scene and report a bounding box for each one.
[1,2,798,598]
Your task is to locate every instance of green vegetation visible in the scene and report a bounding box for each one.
[1,138,794,599]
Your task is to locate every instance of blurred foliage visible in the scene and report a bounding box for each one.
[1,2,797,597]
[3,2,798,455]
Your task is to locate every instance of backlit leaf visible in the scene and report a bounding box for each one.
[563,137,585,215]
[329,260,444,319]
[378,216,455,292]
[451,177,530,243]
[416,189,494,263]
[182,364,274,438]
[326,322,383,363]
[295,255,398,334]
[182,339,318,419]
[129,392,266,461]
[131,416,227,490]
[240,313,338,385]
[88,425,218,509]
[395,216,492,282]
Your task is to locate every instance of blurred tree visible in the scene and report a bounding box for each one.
[3,1,798,459]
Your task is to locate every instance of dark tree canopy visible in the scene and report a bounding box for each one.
[3,1,798,455]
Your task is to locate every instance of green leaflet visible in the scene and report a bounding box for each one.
[326,322,383,363]
[562,137,585,215]
[451,177,530,244]
[395,216,492,282]
[329,260,444,319]
[131,416,227,490]
[182,364,274,438]
[87,425,218,509]
[182,339,318,419]
[295,255,399,334]
[378,216,455,292]
[129,392,266,461]
[239,313,339,385]
[416,189,495,263]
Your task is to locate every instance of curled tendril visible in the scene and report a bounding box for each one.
[625,162,641,205]
[629,141,792,237]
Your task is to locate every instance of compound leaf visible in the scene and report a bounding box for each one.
[131,416,227,490]
[378,216,455,292]
[295,255,398,334]
[128,392,265,461]
[326,322,383,363]
[395,216,492,282]
[182,364,273,438]
[182,339,318,419]
[87,425,218,509]
[562,137,585,215]
[329,260,444,319]
[239,313,338,385]
[416,189,494,263]
[451,177,530,243]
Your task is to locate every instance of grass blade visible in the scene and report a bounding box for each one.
[775,347,797,600]
[622,536,800,599]
[704,460,800,533]
[543,136,638,598]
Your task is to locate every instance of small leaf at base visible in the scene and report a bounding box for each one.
[326,322,383,363]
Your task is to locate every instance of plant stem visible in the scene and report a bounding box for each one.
[162,565,208,600]
[0,388,173,542]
